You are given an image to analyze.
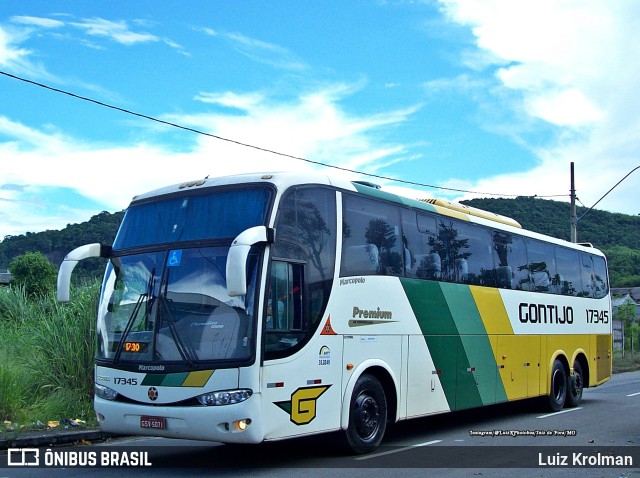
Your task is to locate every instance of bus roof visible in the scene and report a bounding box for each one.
[129,171,605,257]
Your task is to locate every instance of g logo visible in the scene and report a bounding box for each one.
[274,385,331,425]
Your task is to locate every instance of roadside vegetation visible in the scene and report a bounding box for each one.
[613,350,640,374]
[0,253,98,435]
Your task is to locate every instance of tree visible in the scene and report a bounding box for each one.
[616,301,638,355]
[9,251,57,297]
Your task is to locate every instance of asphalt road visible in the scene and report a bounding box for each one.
[3,370,640,477]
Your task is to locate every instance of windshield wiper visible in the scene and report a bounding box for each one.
[113,292,148,364]
[113,269,156,364]
[158,295,199,367]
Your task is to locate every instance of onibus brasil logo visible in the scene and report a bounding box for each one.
[274,385,331,425]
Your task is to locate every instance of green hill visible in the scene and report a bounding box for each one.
[1,196,639,287]
[461,196,640,287]
[0,211,124,280]
[461,196,640,249]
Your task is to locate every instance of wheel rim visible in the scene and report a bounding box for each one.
[572,370,583,397]
[354,391,380,441]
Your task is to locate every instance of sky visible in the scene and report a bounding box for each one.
[1,0,640,240]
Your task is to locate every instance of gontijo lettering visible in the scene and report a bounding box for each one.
[519,303,574,324]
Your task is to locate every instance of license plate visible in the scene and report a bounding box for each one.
[140,416,166,429]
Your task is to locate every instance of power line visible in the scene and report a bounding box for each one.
[0,69,568,199]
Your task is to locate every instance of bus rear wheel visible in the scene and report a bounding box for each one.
[566,360,584,407]
[547,359,567,412]
[345,373,387,454]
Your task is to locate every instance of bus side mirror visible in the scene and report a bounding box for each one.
[227,226,275,297]
[57,243,111,302]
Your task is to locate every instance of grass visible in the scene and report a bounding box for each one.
[0,283,99,434]
[613,350,640,374]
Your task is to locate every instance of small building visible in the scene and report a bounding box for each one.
[611,287,640,350]
[0,270,11,286]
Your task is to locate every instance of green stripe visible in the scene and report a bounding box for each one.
[352,183,439,213]
[161,372,189,386]
[401,279,508,409]
[141,374,166,386]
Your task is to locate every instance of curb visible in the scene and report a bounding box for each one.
[0,429,115,449]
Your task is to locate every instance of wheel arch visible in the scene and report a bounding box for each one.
[547,351,570,393]
[572,350,590,388]
[340,360,399,430]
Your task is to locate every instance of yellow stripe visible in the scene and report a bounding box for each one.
[431,205,470,221]
[469,286,513,335]
[182,370,214,387]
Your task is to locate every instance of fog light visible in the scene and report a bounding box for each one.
[233,419,251,431]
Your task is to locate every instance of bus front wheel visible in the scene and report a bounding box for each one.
[345,373,387,454]
[547,359,567,412]
[566,360,584,407]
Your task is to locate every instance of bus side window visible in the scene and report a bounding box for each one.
[341,195,402,277]
[555,247,582,296]
[265,261,304,351]
[592,255,609,299]
[492,232,529,290]
[580,253,596,298]
[526,239,556,293]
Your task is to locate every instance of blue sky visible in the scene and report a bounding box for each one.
[1,0,640,239]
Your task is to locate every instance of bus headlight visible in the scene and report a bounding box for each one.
[95,383,119,401]
[197,389,252,406]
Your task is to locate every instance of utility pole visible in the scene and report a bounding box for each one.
[570,162,577,243]
[571,163,640,243]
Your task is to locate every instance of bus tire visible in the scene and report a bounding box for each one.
[345,373,387,454]
[547,359,567,412]
[566,360,584,407]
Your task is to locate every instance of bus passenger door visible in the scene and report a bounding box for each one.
[261,260,343,441]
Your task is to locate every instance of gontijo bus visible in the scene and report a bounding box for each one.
[57,171,612,453]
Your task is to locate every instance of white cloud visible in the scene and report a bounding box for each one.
[69,18,159,45]
[195,91,266,111]
[220,31,308,71]
[0,85,421,237]
[10,16,65,29]
[0,26,32,69]
[437,0,640,215]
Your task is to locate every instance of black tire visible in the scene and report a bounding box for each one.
[566,360,584,407]
[547,359,567,412]
[345,373,387,454]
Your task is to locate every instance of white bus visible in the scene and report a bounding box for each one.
[58,171,612,453]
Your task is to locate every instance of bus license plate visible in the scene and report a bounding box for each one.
[140,416,166,430]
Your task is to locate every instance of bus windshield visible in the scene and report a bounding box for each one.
[97,246,260,367]
[113,186,272,249]
[96,186,272,368]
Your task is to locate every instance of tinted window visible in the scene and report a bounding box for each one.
[266,187,336,358]
[555,247,582,296]
[592,255,609,299]
[492,232,529,290]
[580,253,597,298]
[455,222,495,286]
[114,187,272,249]
[526,239,557,293]
[341,195,402,277]
[424,217,470,284]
